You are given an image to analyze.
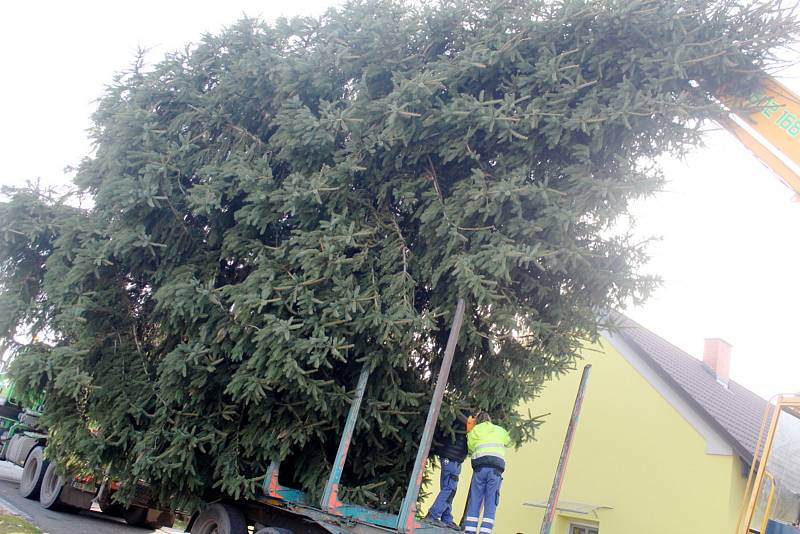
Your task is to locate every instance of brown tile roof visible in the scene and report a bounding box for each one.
[610,312,769,461]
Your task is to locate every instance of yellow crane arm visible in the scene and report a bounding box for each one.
[720,75,800,196]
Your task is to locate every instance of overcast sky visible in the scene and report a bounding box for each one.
[1,1,798,398]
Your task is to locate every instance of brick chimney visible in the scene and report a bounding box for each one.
[704,338,732,386]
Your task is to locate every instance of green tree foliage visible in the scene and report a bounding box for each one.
[0,0,796,511]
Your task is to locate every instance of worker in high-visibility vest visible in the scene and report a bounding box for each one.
[463,412,511,534]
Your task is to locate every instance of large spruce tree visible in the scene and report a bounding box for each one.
[0,0,796,511]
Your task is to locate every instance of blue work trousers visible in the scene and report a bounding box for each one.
[427,458,461,524]
[463,467,502,534]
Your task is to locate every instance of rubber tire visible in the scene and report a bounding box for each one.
[122,506,150,527]
[38,462,67,510]
[19,446,48,500]
[191,503,247,534]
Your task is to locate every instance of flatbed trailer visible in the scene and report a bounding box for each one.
[188,300,467,534]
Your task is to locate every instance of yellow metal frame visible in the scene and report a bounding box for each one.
[736,394,800,534]
[759,472,776,534]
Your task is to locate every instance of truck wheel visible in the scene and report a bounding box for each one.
[38,462,69,510]
[191,503,247,534]
[19,446,48,499]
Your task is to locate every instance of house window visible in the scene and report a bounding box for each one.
[570,524,598,534]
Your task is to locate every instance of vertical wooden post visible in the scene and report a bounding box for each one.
[539,364,592,534]
[398,299,466,533]
[321,367,371,511]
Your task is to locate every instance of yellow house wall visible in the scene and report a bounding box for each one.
[423,337,747,534]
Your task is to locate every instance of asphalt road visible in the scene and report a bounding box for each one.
[0,462,178,534]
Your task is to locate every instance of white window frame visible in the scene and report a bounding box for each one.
[567,521,598,534]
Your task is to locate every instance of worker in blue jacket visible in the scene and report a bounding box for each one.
[463,412,511,534]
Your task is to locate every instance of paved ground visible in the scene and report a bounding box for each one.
[0,461,181,534]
